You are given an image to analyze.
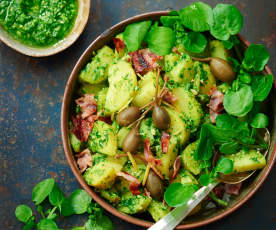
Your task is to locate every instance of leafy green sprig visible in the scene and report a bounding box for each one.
[15,178,114,230]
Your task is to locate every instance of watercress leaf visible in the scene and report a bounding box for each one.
[15,204,33,223]
[123,21,152,52]
[195,124,214,161]
[199,174,212,186]
[49,183,66,209]
[85,215,114,230]
[32,178,55,205]
[23,216,35,230]
[251,74,273,101]
[242,44,270,72]
[211,4,243,41]
[222,35,240,50]
[250,113,269,128]
[223,85,254,117]
[182,32,207,53]
[179,2,213,32]
[37,219,59,230]
[219,141,240,154]
[164,183,197,207]
[228,57,241,73]
[61,198,74,217]
[215,157,233,174]
[69,189,92,214]
[147,26,176,55]
[160,15,180,28]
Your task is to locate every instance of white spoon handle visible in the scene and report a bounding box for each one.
[148,182,218,230]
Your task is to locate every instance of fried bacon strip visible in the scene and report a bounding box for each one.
[144,138,162,166]
[75,94,97,119]
[161,131,170,153]
[113,37,125,54]
[207,88,224,123]
[163,90,178,104]
[72,116,94,142]
[117,171,141,195]
[225,182,242,195]
[129,48,163,75]
[170,156,182,183]
[76,149,92,173]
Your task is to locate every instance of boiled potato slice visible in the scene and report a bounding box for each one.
[226,149,266,173]
[171,87,203,132]
[88,120,117,156]
[133,71,156,107]
[117,192,152,214]
[166,54,194,84]
[181,140,201,175]
[148,200,171,221]
[194,61,216,95]
[100,188,121,204]
[209,40,229,61]
[105,60,137,114]
[79,46,114,84]
[166,107,190,145]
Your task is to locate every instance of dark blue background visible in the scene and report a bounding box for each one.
[0,0,275,229]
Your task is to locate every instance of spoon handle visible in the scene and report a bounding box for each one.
[148,182,218,230]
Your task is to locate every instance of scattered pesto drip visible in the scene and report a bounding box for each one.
[0,0,78,47]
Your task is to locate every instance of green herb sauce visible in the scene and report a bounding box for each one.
[0,0,78,47]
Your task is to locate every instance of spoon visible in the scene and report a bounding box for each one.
[148,128,270,230]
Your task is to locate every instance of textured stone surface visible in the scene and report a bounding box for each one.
[0,0,275,229]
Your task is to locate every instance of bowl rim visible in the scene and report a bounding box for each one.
[0,0,90,57]
[61,11,276,229]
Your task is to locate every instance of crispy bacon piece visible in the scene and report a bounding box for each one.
[98,116,112,125]
[207,88,224,123]
[163,90,178,104]
[170,156,182,183]
[144,138,162,166]
[225,182,242,195]
[129,48,163,75]
[117,171,141,195]
[76,94,97,119]
[161,131,170,153]
[72,116,94,142]
[113,38,125,54]
[213,186,225,199]
[76,149,92,173]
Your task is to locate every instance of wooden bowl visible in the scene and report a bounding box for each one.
[0,0,90,57]
[61,11,276,229]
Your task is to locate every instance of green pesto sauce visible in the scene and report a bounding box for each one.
[0,0,78,47]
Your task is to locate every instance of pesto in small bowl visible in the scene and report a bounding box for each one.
[0,0,78,47]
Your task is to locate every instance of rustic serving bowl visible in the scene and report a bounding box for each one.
[0,0,90,57]
[61,11,276,229]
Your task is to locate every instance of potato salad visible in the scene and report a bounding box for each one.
[69,2,272,222]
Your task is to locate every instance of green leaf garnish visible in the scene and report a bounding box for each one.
[251,74,273,102]
[250,113,269,128]
[147,26,176,55]
[223,85,254,117]
[211,4,243,41]
[15,204,33,223]
[37,219,59,230]
[199,174,212,186]
[164,183,198,207]
[182,31,207,53]
[222,35,240,50]
[242,44,270,72]
[215,157,234,174]
[179,2,213,32]
[49,183,66,210]
[219,141,240,154]
[32,178,55,205]
[160,15,180,28]
[123,21,152,52]
[85,215,114,230]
